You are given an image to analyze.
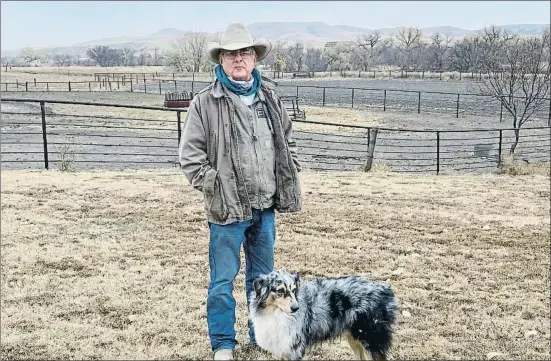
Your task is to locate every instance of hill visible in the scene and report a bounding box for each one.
[2,22,549,57]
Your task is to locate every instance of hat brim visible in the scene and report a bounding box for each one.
[207,39,272,64]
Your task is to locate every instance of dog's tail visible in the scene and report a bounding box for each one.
[352,285,398,360]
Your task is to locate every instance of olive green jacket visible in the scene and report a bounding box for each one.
[178,80,302,225]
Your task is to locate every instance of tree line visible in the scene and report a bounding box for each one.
[3,25,548,76]
[261,26,550,77]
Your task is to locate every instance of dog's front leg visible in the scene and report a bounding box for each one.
[288,347,306,361]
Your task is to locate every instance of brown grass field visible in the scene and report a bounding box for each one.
[1,168,550,360]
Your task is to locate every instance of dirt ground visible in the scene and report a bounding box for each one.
[1,169,549,360]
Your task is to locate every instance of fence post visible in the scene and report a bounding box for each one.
[68,81,71,91]
[456,94,460,118]
[89,82,91,92]
[117,80,120,90]
[34,78,36,86]
[367,127,371,146]
[296,86,299,98]
[322,87,326,106]
[364,128,379,172]
[499,99,503,122]
[417,92,421,114]
[159,80,162,95]
[383,90,387,111]
[144,78,147,93]
[130,79,133,92]
[498,130,503,167]
[46,82,49,91]
[436,131,440,175]
[174,80,177,92]
[459,72,462,81]
[351,88,355,108]
[40,101,49,170]
[25,81,28,91]
[177,110,182,146]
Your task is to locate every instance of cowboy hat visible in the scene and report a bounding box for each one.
[207,23,272,64]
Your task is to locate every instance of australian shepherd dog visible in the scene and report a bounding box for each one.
[248,269,398,360]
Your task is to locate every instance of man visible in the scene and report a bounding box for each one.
[178,23,302,360]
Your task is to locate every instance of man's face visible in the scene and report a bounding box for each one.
[220,47,257,81]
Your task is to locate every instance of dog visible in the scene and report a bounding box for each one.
[248,269,398,360]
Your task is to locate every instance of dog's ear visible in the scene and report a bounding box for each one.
[291,271,300,289]
[253,275,267,298]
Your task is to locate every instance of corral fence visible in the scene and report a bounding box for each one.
[2,98,549,174]
[3,78,550,123]
[91,70,519,81]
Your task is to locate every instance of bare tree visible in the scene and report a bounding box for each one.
[304,47,326,72]
[479,25,514,72]
[86,46,111,67]
[287,43,305,72]
[176,32,209,72]
[53,53,72,67]
[449,34,483,72]
[395,27,423,69]
[358,31,381,52]
[1,57,12,71]
[479,29,550,154]
[20,47,43,65]
[427,33,453,71]
[153,46,161,66]
[121,47,136,66]
[262,40,288,78]
[323,43,352,76]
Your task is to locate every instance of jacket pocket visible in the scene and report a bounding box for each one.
[203,169,229,222]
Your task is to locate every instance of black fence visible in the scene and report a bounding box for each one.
[3,78,550,123]
[91,70,514,82]
[2,98,549,174]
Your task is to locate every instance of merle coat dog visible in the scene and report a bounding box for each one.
[248,269,398,360]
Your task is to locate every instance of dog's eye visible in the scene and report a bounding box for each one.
[276,289,285,296]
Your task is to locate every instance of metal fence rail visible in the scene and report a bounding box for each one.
[1,98,549,173]
[3,78,550,123]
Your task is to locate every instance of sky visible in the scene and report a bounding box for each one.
[1,1,550,51]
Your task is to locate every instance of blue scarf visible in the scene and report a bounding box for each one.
[215,64,262,96]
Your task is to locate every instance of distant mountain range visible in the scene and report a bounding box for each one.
[2,22,549,57]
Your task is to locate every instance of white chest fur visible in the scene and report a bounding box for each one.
[251,311,297,358]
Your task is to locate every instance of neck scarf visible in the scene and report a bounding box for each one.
[215,64,262,96]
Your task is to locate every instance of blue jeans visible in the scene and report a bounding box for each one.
[206,207,276,353]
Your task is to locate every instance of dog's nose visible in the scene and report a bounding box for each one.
[291,305,299,313]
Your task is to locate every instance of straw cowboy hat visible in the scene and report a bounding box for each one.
[207,23,272,64]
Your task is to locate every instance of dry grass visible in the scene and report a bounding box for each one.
[499,155,551,177]
[1,171,550,360]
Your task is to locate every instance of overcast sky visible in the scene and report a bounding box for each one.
[1,1,550,50]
